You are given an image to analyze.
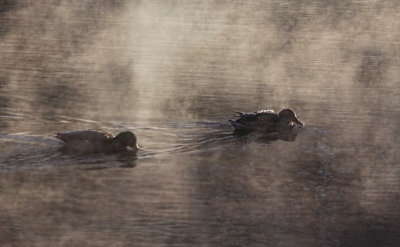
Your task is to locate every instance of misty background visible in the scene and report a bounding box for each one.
[0,0,399,246]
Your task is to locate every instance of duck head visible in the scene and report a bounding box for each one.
[279,108,304,127]
[115,131,138,150]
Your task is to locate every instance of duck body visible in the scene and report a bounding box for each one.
[229,108,303,133]
[55,129,138,154]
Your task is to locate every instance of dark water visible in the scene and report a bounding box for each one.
[1,1,400,246]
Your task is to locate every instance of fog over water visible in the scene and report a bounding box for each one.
[0,1,399,246]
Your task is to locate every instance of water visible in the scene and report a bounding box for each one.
[1,1,399,246]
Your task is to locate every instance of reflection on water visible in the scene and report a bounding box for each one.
[1,0,400,246]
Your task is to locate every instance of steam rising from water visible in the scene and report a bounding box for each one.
[1,0,399,121]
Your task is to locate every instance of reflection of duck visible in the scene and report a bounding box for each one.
[229,108,304,133]
[55,129,138,154]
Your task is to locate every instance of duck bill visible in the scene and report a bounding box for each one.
[127,144,139,151]
[293,118,304,127]
[126,146,136,151]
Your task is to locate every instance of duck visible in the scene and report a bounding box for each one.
[229,108,304,132]
[55,129,138,154]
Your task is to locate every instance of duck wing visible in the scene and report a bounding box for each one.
[235,110,276,123]
[55,129,114,143]
[230,110,279,131]
[235,109,274,118]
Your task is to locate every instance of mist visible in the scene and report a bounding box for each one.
[0,0,399,246]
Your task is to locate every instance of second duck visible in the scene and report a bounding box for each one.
[229,108,304,132]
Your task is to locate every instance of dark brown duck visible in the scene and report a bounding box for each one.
[55,129,138,154]
[229,108,304,132]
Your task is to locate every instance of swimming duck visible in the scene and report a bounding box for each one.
[55,129,138,154]
[229,108,304,132]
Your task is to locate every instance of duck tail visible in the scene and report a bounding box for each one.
[233,111,248,117]
[229,120,245,130]
[54,133,66,142]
